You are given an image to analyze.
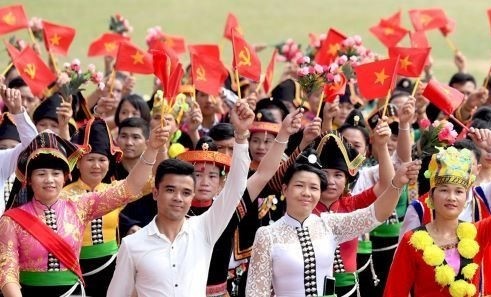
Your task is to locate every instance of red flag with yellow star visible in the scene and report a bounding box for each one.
[13,46,56,97]
[383,10,402,26]
[439,17,456,36]
[42,21,76,56]
[115,41,153,74]
[355,58,399,100]
[223,13,243,41]
[323,73,347,103]
[369,19,408,48]
[0,5,28,35]
[423,80,464,115]
[87,33,128,58]
[232,32,261,81]
[409,8,449,31]
[388,47,431,77]
[189,45,228,96]
[314,28,346,66]
[263,49,277,94]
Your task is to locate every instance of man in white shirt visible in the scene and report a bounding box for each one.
[0,84,38,215]
[107,100,254,297]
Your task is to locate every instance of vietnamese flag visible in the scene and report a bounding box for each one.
[161,34,186,55]
[223,13,243,41]
[115,41,153,74]
[189,47,228,96]
[314,28,346,66]
[355,58,399,100]
[263,49,277,94]
[42,21,76,56]
[410,31,430,48]
[423,80,464,115]
[4,39,20,60]
[369,20,408,48]
[324,73,347,103]
[439,17,456,36]
[13,46,56,97]
[232,32,261,82]
[409,8,449,31]
[0,5,28,35]
[388,47,431,77]
[383,10,402,26]
[88,33,128,58]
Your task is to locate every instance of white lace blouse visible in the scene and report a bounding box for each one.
[246,205,381,297]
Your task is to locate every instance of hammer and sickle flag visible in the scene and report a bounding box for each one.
[0,5,28,35]
[232,32,261,82]
[13,46,57,97]
[189,44,228,96]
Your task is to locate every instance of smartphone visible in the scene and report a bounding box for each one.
[323,276,336,296]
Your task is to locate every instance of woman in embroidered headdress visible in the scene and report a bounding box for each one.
[60,118,124,297]
[0,123,169,297]
[246,147,421,297]
[385,145,491,297]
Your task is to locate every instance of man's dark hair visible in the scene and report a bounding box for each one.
[118,117,150,139]
[283,162,328,192]
[114,94,151,127]
[209,123,234,142]
[454,139,481,162]
[449,73,476,88]
[8,77,27,89]
[155,159,196,188]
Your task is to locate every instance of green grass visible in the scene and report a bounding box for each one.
[5,0,491,95]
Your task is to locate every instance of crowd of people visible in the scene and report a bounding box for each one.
[1,6,491,297]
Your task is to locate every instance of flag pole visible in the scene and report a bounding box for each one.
[483,65,491,88]
[445,36,458,53]
[382,90,392,117]
[411,77,421,97]
[48,49,60,74]
[234,68,242,100]
[27,27,39,47]
[315,90,325,118]
[448,114,469,131]
[254,74,264,93]
[108,67,116,95]
[1,62,13,77]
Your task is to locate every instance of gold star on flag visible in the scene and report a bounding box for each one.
[440,86,451,95]
[383,27,395,35]
[374,68,389,85]
[327,43,340,56]
[420,14,432,26]
[50,34,61,46]
[2,12,16,26]
[104,42,116,52]
[399,56,413,71]
[131,51,144,64]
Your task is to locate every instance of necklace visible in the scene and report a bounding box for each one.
[409,222,479,297]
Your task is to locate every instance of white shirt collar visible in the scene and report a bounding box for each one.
[283,213,316,229]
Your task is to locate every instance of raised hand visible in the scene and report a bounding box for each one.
[322,99,340,120]
[0,85,23,114]
[371,118,391,147]
[277,108,303,140]
[95,94,118,116]
[468,128,491,153]
[393,160,422,187]
[147,122,171,151]
[186,101,203,132]
[300,117,321,150]
[230,99,254,134]
[464,87,488,110]
[398,96,416,125]
[56,99,73,128]
[454,51,467,73]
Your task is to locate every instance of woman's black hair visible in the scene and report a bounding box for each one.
[283,162,328,192]
[114,94,151,127]
[195,136,219,151]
